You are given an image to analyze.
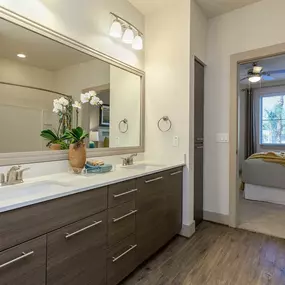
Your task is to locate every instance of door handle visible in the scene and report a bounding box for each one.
[65,220,102,239]
[113,188,138,198]
[112,244,137,263]
[112,210,138,223]
[145,176,163,184]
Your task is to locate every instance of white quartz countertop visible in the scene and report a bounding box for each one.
[0,162,185,213]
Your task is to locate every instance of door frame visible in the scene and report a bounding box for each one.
[229,43,285,227]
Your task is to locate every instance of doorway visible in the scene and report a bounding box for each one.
[229,43,285,230]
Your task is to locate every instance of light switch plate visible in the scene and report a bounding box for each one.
[173,136,179,147]
[115,137,120,146]
[216,133,229,143]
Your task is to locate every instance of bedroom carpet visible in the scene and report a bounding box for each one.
[239,193,285,239]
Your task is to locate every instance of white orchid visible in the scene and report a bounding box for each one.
[53,100,63,114]
[89,90,97,97]
[80,92,91,103]
[58,97,69,106]
[72,101,81,109]
[90,95,100,106]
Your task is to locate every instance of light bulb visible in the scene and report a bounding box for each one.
[248,75,261,83]
[122,27,134,44]
[17,53,26,58]
[132,35,143,50]
[109,20,122,38]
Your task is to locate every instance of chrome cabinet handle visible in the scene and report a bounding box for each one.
[145,176,163,184]
[113,188,138,198]
[112,244,137,263]
[65,220,102,239]
[195,145,204,149]
[113,210,137,223]
[0,251,34,269]
[170,170,183,176]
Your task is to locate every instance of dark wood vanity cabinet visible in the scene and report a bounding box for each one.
[0,236,46,285]
[47,212,107,285]
[0,167,183,285]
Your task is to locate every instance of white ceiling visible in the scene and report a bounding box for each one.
[0,18,94,71]
[240,54,285,84]
[128,0,262,18]
[195,0,262,18]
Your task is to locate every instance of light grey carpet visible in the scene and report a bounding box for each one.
[239,193,285,239]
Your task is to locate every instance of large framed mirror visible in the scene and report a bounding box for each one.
[0,8,144,166]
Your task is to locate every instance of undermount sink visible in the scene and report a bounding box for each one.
[121,163,165,171]
[0,180,71,200]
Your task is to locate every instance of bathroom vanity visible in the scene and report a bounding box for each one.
[0,165,183,285]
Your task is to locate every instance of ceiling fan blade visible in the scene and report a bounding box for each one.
[265,69,285,75]
[262,75,275,81]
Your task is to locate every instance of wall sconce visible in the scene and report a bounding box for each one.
[109,12,143,50]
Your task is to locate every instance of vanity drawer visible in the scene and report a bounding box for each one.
[0,187,107,252]
[0,235,46,285]
[107,234,137,285]
[47,211,107,285]
[108,200,136,246]
[108,179,137,208]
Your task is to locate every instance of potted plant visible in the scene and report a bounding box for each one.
[62,127,89,173]
[40,129,69,150]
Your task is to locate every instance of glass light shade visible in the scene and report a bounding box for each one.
[249,75,261,83]
[132,35,143,50]
[122,27,134,44]
[109,20,122,38]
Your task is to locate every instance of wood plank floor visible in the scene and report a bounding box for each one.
[122,222,285,285]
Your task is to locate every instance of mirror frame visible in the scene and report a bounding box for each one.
[0,7,145,166]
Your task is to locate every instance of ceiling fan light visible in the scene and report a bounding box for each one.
[109,19,122,38]
[132,35,143,50]
[122,27,134,44]
[253,66,263,73]
[249,75,261,83]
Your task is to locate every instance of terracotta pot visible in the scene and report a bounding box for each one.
[50,143,61,150]
[68,143,86,174]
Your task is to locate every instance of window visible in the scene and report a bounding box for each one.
[260,94,285,145]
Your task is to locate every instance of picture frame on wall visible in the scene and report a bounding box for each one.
[99,104,110,126]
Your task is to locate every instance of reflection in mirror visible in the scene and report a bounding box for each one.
[0,18,141,154]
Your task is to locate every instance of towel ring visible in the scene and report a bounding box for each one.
[119,118,128,133]
[157,116,172,132]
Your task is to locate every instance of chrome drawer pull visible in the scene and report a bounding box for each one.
[65,220,102,239]
[145,176,163,184]
[112,244,137,263]
[113,188,138,198]
[113,210,138,223]
[0,251,34,269]
[170,170,183,176]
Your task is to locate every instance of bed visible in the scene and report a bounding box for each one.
[242,158,285,205]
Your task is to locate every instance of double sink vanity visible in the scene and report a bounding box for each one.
[0,162,183,285]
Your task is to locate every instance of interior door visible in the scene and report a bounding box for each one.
[194,59,205,226]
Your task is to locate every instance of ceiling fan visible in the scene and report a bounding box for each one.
[240,62,285,83]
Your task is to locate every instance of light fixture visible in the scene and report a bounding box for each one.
[17,53,26,58]
[132,34,143,50]
[249,75,261,83]
[109,19,122,38]
[122,27,134,44]
[110,12,143,50]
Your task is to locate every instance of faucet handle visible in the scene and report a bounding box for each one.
[17,168,30,181]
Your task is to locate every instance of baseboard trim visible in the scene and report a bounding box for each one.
[203,211,229,225]
[179,222,195,238]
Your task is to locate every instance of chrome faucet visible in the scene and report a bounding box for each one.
[0,165,30,186]
[122,153,137,166]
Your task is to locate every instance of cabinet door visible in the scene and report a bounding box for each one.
[0,236,46,285]
[47,211,107,285]
[136,172,166,265]
[164,168,183,241]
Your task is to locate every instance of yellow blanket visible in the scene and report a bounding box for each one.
[248,151,285,166]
